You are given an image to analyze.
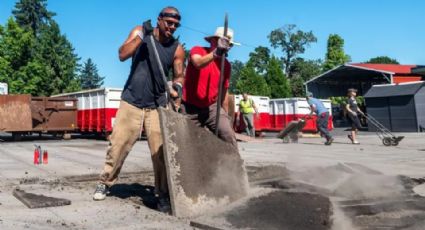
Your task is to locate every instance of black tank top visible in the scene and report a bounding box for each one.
[121,32,178,109]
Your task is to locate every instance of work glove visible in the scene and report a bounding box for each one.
[214,37,231,57]
[142,20,154,36]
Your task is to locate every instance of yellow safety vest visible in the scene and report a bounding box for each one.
[240,99,255,114]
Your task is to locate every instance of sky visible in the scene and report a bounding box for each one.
[1,0,424,88]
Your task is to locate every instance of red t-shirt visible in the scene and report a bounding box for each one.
[183,46,231,108]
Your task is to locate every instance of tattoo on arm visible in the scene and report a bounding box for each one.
[173,60,184,83]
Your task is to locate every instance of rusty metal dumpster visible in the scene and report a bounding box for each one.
[30,96,77,132]
[0,94,77,139]
[0,95,33,132]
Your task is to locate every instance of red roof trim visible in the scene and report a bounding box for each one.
[351,63,417,74]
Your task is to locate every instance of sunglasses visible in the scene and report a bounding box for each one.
[162,19,180,28]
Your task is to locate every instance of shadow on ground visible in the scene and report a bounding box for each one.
[108,183,157,210]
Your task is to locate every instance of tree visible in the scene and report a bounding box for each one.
[236,65,270,96]
[264,56,291,98]
[289,58,323,97]
[79,58,104,89]
[12,0,55,35]
[246,46,270,75]
[323,34,350,71]
[268,24,317,76]
[366,56,399,64]
[0,17,43,94]
[229,60,244,94]
[5,0,81,95]
[290,58,322,81]
[34,21,81,94]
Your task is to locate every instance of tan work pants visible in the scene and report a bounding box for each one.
[99,100,168,195]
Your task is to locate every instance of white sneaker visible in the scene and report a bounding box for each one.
[93,184,109,201]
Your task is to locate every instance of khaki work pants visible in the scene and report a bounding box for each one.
[99,100,168,196]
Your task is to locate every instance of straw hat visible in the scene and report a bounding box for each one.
[204,27,241,46]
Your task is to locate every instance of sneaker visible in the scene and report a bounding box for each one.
[325,137,334,145]
[157,196,171,214]
[352,140,360,144]
[93,183,109,201]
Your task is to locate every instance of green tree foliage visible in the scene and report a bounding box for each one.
[264,56,291,98]
[34,21,81,94]
[289,58,323,97]
[0,0,82,95]
[366,56,399,64]
[229,60,244,94]
[268,24,317,76]
[246,46,270,75]
[79,58,104,89]
[12,0,55,35]
[236,65,270,96]
[0,17,43,94]
[323,34,350,71]
[290,58,323,81]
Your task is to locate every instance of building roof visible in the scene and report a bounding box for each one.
[351,63,417,75]
[305,63,421,85]
[412,66,425,75]
[364,81,425,98]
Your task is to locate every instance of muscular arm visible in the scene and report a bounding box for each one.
[118,26,143,62]
[190,51,215,69]
[173,44,185,84]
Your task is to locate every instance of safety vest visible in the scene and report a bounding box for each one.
[240,99,255,114]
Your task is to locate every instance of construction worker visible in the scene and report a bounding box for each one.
[92,6,185,214]
[306,92,334,145]
[182,26,238,148]
[236,93,259,137]
[346,88,364,144]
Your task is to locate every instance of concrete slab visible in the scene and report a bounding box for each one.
[12,188,71,209]
[191,190,332,230]
[158,108,249,217]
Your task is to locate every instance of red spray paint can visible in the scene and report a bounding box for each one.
[43,150,48,164]
[33,147,39,164]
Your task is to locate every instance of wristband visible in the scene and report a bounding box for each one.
[172,82,183,98]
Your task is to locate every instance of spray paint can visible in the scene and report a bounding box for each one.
[33,146,39,164]
[43,150,48,164]
[38,145,42,165]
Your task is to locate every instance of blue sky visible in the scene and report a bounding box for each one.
[1,0,424,87]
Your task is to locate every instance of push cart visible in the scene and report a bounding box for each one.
[362,113,404,146]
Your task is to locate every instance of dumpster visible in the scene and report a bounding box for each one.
[30,96,77,132]
[0,94,77,138]
[0,95,33,132]
[52,88,122,136]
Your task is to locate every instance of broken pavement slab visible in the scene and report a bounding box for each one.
[158,108,249,217]
[190,189,333,230]
[13,188,71,209]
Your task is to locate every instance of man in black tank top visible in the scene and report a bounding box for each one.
[93,6,185,214]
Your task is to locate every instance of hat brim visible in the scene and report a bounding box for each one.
[204,36,241,46]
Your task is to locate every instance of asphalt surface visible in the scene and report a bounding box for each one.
[0,129,424,229]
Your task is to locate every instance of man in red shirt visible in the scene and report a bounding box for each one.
[182,27,237,148]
